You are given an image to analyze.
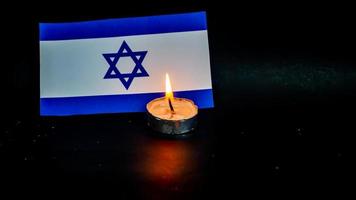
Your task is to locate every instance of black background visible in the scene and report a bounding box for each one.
[2,1,356,198]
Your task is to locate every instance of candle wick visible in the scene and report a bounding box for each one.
[168,98,175,112]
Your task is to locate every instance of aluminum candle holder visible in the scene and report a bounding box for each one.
[146,97,198,136]
[146,74,198,137]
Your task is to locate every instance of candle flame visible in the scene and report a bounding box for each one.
[165,73,174,100]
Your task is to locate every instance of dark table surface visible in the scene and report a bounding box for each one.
[2,89,355,198]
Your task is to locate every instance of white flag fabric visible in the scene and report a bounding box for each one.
[40,11,213,116]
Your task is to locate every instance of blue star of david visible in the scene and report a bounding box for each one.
[103,41,149,90]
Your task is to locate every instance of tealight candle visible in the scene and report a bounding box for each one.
[146,73,198,136]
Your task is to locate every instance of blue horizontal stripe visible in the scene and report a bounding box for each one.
[40,11,207,41]
[40,89,214,116]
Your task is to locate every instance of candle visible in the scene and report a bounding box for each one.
[146,73,198,136]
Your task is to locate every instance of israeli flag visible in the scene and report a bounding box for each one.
[40,11,213,116]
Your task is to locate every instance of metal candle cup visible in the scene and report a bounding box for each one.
[146,74,198,136]
[147,97,198,136]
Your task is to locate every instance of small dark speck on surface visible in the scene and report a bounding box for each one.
[172,186,180,191]
[15,120,22,126]
[296,128,303,136]
[24,153,34,161]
